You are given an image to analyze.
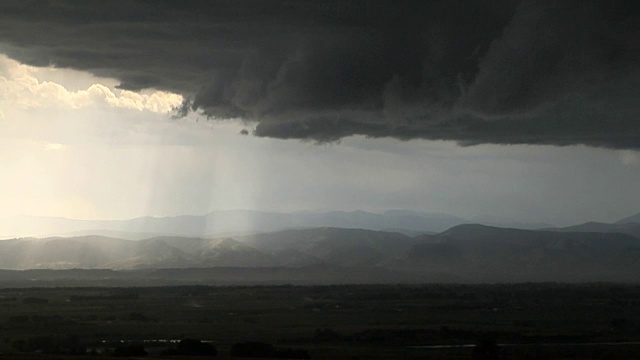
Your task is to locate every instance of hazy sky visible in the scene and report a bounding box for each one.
[0,1,638,226]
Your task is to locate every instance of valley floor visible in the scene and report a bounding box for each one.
[0,283,640,359]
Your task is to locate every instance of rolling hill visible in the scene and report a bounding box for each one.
[386,224,640,282]
[1,222,639,283]
[238,227,420,267]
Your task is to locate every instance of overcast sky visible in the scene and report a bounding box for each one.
[0,1,637,226]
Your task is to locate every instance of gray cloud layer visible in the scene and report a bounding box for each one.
[0,0,637,147]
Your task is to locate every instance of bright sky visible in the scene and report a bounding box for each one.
[0,55,638,225]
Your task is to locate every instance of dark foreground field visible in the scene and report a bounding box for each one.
[0,284,640,359]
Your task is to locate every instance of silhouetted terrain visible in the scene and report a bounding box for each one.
[1,214,639,284]
[386,224,640,282]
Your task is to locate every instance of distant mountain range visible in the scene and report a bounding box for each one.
[0,229,421,271]
[616,212,640,225]
[546,222,640,238]
[0,210,473,239]
[1,211,638,240]
[386,224,640,282]
[0,209,638,284]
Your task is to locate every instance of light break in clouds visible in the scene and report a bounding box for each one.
[0,57,638,225]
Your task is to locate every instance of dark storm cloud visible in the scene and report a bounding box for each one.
[0,0,637,148]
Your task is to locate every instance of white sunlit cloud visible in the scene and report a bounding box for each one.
[0,54,183,113]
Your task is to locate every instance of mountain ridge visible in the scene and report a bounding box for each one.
[1,224,640,283]
[617,212,640,225]
[544,221,640,239]
[4,209,638,240]
[0,210,468,239]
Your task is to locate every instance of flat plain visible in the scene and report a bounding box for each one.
[1,284,640,359]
